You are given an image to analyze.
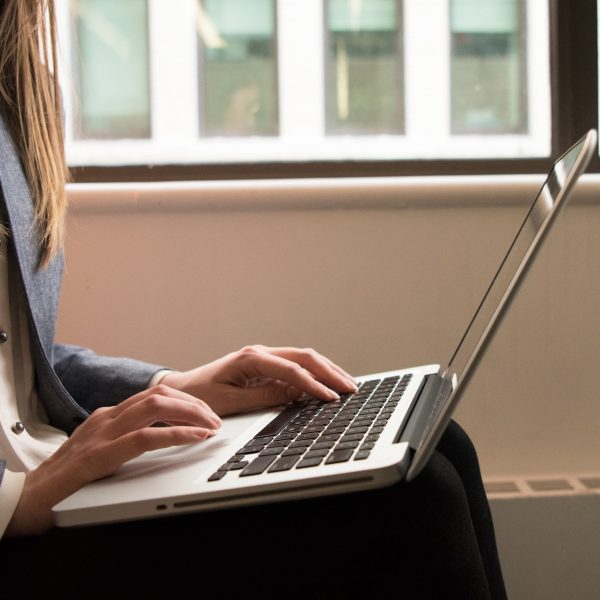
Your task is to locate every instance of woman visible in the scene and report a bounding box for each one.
[0,2,507,598]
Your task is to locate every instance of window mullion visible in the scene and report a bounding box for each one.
[526,0,551,155]
[148,0,199,144]
[277,0,325,140]
[404,0,450,153]
[55,0,75,146]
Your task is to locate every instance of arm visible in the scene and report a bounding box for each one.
[53,343,167,412]
[160,345,358,416]
[0,463,25,538]
[7,345,355,536]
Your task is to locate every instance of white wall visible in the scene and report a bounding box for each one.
[57,174,600,598]
[58,175,600,480]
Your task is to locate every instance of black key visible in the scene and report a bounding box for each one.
[282,447,306,457]
[229,461,249,470]
[249,435,274,445]
[259,448,283,457]
[304,425,327,433]
[312,441,335,450]
[240,455,277,476]
[319,434,342,443]
[304,449,329,459]
[266,442,289,451]
[347,425,369,434]
[296,432,320,441]
[236,446,263,456]
[296,457,324,469]
[268,455,301,472]
[325,449,354,464]
[360,441,376,450]
[340,433,365,443]
[208,471,227,481]
[323,426,347,435]
[354,450,370,461]
[217,462,240,471]
[253,402,306,437]
[334,441,360,451]
[289,440,312,448]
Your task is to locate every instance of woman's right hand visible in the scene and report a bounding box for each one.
[5,384,221,537]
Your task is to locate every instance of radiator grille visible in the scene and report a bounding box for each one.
[484,473,600,497]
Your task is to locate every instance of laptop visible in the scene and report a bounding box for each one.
[53,128,597,528]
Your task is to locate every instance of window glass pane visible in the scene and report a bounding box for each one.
[71,0,151,139]
[58,0,549,167]
[325,0,403,134]
[198,0,278,136]
[450,0,527,134]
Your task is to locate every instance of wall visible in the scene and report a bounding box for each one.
[58,175,600,481]
[57,174,600,598]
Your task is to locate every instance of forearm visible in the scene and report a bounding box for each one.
[53,343,168,411]
[0,464,26,539]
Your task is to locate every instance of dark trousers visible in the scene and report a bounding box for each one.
[2,420,507,600]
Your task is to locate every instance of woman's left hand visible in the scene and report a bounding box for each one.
[160,345,358,416]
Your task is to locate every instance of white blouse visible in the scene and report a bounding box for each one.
[0,232,67,535]
[0,231,171,536]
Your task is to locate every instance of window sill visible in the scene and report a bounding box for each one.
[66,173,600,214]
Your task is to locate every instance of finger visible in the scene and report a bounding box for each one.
[239,351,340,401]
[224,381,303,413]
[106,426,216,470]
[109,394,222,438]
[267,347,357,392]
[113,384,221,423]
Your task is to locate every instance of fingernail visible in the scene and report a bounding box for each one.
[195,429,214,439]
[329,390,340,401]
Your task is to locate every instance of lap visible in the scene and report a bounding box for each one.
[2,420,495,600]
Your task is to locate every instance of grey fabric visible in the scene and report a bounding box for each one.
[0,112,165,435]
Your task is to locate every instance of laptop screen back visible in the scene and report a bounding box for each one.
[407,129,597,480]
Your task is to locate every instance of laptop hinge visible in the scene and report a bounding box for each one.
[396,373,450,451]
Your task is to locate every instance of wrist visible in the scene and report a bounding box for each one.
[148,369,175,388]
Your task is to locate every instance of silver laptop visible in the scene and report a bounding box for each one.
[53,129,597,528]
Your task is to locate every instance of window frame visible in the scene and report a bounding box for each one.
[69,0,600,184]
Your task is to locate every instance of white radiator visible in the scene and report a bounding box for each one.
[485,474,600,600]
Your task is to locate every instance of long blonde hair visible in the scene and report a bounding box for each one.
[0,0,68,268]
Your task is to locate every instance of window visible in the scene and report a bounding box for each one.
[70,0,151,139]
[325,0,404,134]
[450,0,526,134]
[198,0,278,136]
[54,0,597,178]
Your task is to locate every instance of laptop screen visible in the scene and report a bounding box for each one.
[444,134,590,388]
[407,129,596,479]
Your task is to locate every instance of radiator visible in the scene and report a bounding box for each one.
[485,474,600,600]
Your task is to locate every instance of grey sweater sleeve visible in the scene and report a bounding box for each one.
[52,343,168,413]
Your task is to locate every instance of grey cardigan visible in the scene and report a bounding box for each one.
[0,112,164,471]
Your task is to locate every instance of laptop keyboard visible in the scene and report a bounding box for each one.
[207,374,412,482]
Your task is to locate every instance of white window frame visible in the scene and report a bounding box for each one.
[56,0,551,167]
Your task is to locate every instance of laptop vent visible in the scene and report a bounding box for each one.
[484,473,600,497]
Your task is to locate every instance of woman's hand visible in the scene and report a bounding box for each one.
[6,385,221,537]
[160,345,358,417]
